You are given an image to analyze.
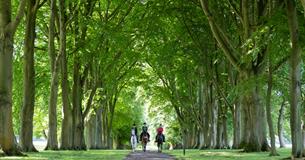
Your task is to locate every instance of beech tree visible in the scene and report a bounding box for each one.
[0,0,26,156]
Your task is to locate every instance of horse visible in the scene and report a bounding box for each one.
[141,133,148,152]
[130,134,137,152]
[156,134,164,153]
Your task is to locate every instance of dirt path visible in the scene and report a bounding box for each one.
[124,150,176,160]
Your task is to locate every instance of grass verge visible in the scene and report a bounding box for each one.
[0,150,129,160]
[165,148,290,160]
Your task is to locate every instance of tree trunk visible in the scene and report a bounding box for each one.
[85,114,96,149]
[45,0,58,150]
[59,0,73,150]
[228,63,241,149]
[278,99,286,148]
[107,106,114,149]
[211,97,217,148]
[198,130,205,149]
[232,103,241,149]
[0,31,23,156]
[101,106,108,148]
[222,104,229,148]
[266,63,278,156]
[20,0,38,152]
[71,58,86,150]
[286,0,304,158]
[241,86,261,152]
[200,0,268,152]
[216,104,223,149]
[95,107,103,148]
[204,86,211,148]
[0,0,26,156]
[259,99,270,152]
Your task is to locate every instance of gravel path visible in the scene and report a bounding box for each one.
[124,150,176,160]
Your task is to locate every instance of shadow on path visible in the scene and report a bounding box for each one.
[124,150,176,160]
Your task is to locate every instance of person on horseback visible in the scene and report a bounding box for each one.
[131,123,138,143]
[140,122,150,141]
[155,124,165,142]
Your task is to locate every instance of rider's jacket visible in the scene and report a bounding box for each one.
[157,127,163,134]
[142,126,148,132]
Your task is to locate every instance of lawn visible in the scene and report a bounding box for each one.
[165,148,291,160]
[0,148,292,160]
[0,150,130,160]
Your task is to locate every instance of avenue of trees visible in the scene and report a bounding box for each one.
[0,0,304,159]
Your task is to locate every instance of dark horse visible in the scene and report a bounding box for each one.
[156,134,164,152]
[141,132,148,152]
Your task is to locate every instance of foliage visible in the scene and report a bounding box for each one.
[112,86,144,148]
[6,0,305,155]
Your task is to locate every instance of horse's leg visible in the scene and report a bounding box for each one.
[134,138,137,151]
[134,137,137,152]
[160,143,162,152]
[131,137,133,152]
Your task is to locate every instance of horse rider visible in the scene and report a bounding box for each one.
[155,123,165,142]
[131,123,139,143]
[140,122,150,141]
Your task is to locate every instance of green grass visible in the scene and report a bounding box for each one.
[0,150,130,160]
[0,148,292,160]
[165,148,291,160]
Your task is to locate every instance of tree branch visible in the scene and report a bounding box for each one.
[271,55,289,72]
[82,85,98,120]
[38,0,48,9]
[227,0,244,27]
[8,0,27,33]
[199,0,242,73]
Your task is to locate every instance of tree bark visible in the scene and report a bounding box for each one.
[0,0,26,156]
[45,0,58,150]
[59,0,73,150]
[95,107,103,149]
[216,103,223,149]
[266,62,278,156]
[102,104,109,148]
[240,83,262,152]
[222,105,229,148]
[286,0,304,158]
[20,0,39,152]
[278,99,286,148]
[85,114,96,149]
[227,63,241,149]
[232,103,241,149]
[71,58,86,150]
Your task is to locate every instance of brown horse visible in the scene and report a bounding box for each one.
[141,133,148,152]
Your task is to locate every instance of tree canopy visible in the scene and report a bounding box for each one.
[0,0,304,159]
